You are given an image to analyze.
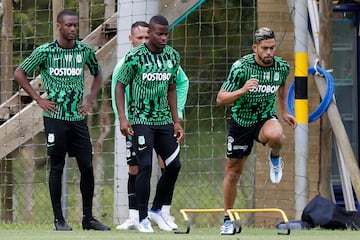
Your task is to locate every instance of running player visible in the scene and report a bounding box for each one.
[216,27,297,235]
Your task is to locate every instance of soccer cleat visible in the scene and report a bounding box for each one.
[162,212,178,230]
[148,209,173,231]
[220,220,235,235]
[82,217,111,231]
[137,217,154,233]
[116,217,138,230]
[268,151,284,184]
[54,219,72,231]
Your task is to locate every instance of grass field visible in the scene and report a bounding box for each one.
[0,224,359,240]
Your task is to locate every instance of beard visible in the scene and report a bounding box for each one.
[259,55,273,66]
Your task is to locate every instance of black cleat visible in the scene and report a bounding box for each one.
[82,217,111,231]
[54,219,73,231]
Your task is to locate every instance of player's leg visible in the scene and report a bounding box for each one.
[149,124,181,231]
[257,116,286,184]
[132,124,155,232]
[156,154,177,229]
[116,136,139,230]
[71,120,110,230]
[44,117,72,231]
[221,118,254,235]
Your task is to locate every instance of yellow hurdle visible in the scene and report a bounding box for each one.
[175,208,291,235]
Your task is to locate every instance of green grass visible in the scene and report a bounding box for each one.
[0,224,359,240]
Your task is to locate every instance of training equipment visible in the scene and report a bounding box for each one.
[175,208,290,235]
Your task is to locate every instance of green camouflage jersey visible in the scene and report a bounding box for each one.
[221,53,289,127]
[20,40,101,121]
[111,57,189,120]
[116,43,180,125]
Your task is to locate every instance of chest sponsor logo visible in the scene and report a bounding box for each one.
[249,84,280,93]
[142,72,172,81]
[49,67,83,76]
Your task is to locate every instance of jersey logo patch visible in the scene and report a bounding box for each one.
[167,60,173,68]
[76,54,82,63]
[274,72,280,81]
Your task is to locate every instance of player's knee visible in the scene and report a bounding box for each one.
[226,170,241,183]
[166,155,181,172]
[269,132,286,145]
[80,166,94,177]
[128,165,139,175]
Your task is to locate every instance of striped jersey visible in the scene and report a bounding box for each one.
[20,40,101,121]
[221,53,290,127]
[111,57,189,120]
[116,43,180,125]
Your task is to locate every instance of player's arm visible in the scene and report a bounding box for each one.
[79,69,102,116]
[115,81,133,136]
[14,67,42,103]
[216,65,258,105]
[175,66,189,120]
[14,66,57,113]
[168,83,184,143]
[278,83,297,129]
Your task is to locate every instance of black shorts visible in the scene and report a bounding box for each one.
[43,116,92,159]
[226,116,277,159]
[132,124,179,168]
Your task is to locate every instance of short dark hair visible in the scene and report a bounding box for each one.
[149,15,169,26]
[131,21,149,30]
[57,9,77,23]
[254,27,275,43]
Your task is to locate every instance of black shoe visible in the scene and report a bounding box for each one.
[82,217,111,231]
[54,219,73,231]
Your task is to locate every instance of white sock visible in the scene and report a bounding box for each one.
[129,209,139,220]
[161,205,171,215]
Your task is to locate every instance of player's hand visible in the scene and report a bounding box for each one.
[283,113,297,129]
[173,122,184,143]
[243,78,259,93]
[119,118,133,136]
[36,98,58,114]
[78,100,93,116]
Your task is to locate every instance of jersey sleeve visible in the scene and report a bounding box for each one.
[176,66,189,120]
[19,46,47,76]
[169,50,180,85]
[117,53,135,86]
[111,58,125,119]
[85,45,101,76]
[221,60,245,92]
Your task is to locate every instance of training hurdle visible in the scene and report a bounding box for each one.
[175,208,291,235]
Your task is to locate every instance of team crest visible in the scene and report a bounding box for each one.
[157,59,162,68]
[48,133,55,143]
[138,136,145,145]
[274,72,280,81]
[76,54,82,63]
[167,60,173,68]
[264,72,270,80]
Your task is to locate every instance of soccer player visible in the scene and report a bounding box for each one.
[111,21,189,231]
[216,27,297,235]
[14,9,110,231]
[115,15,184,233]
